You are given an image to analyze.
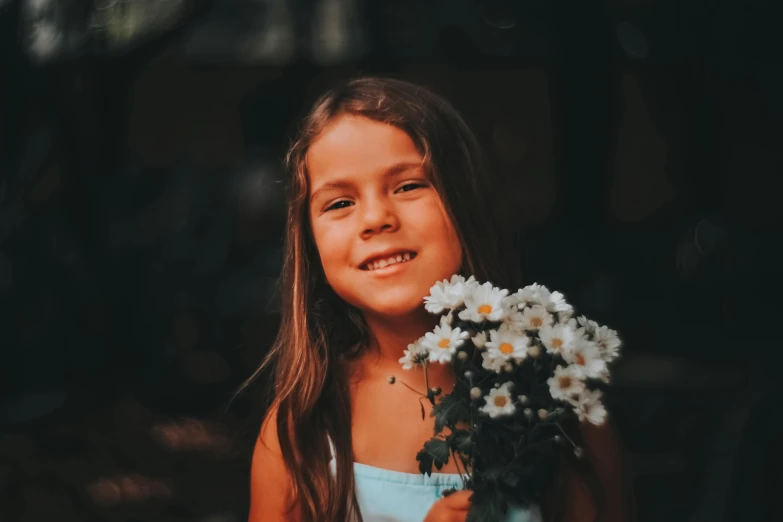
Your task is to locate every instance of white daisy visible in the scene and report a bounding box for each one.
[528,344,541,358]
[562,339,607,380]
[596,365,611,384]
[458,282,509,323]
[536,287,572,314]
[485,326,529,362]
[576,315,598,336]
[422,320,470,364]
[593,325,621,362]
[572,389,608,425]
[547,365,586,402]
[565,317,590,341]
[481,351,507,373]
[516,305,553,331]
[398,338,429,370]
[424,275,477,314]
[504,283,544,308]
[503,310,525,333]
[557,307,575,324]
[471,331,487,349]
[479,382,516,418]
[538,323,577,355]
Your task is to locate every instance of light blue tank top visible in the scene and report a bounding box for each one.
[329,442,542,522]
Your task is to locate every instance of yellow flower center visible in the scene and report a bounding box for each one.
[575,353,585,366]
[477,304,493,314]
[552,338,563,348]
[558,376,572,389]
[493,396,508,407]
[531,317,543,328]
[499,343,514,354]
[437,338,451,349]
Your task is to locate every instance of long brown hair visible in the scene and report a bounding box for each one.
[240,77,596,521]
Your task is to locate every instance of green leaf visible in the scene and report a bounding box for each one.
[481,466,506,482]
[447,429,473,454]
[416,448,434,476]
[431,391,469,434]
[504,422,527,434]
[502,470,520,488]
[528,421,559,444]
[424,438,450,469]
[466,486,507,522]
[506,445,559,503]
[417,438,451,476]
[474,423,513,464]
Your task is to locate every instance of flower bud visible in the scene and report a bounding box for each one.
[574,447,584,459]
[472,331,487,349]
[387,376,396,384]
[502,362,514,373]
[470,387,482,399]
[518,395,529,405]
[528,345,541,358]
[457,351,469,361]
[524,408,534,418]
[537,409,548,420]
[554,435,563,443]
[464,371,474,380]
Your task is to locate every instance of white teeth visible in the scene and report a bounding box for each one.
[364,252,415,271]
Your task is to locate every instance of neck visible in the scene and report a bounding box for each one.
[359,307,455,386]
[354,307,454,392]
[364,307,434,362]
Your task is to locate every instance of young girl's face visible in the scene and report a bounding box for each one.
[307,114,463,320]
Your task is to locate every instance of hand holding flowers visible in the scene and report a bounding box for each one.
[393,276,623,522]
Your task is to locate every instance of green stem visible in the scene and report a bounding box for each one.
[424,361,435,405]
[555,422,577,448]
[469,403,478,486]
[396,378,426,397]
[450,448,468,488]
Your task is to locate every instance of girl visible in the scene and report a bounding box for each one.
[246,77,632,522]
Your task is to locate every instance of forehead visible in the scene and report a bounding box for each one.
[306,115,423,186]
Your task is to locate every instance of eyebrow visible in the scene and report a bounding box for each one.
[309,161,424,204]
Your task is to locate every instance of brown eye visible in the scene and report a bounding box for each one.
[397,183,425,193]
[325,200,352,212]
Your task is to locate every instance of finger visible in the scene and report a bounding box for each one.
[442,490,472,511]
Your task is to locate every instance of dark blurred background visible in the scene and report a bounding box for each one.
[1,0,781,521]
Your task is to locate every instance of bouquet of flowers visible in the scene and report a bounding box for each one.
[392,276,622,522]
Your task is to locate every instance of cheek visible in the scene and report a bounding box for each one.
[427,208,463,272]
[311,221,359,290]
[444,228,464,272]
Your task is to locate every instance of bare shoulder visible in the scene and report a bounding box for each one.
[579,421,624,474]
[249,404,299,522]
[578,421,637,522]
[257,403,286,457]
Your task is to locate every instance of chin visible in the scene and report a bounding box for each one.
[367,301,427,319]
[351,289,430,320]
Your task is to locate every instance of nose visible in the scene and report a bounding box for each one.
[360,196,400,239]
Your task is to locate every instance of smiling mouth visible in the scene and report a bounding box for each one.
[361,252,417,271]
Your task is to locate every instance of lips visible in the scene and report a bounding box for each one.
[360,251,417,271]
